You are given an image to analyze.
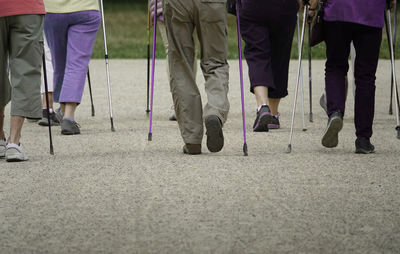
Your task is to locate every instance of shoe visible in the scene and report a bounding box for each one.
[355,137,375,154]
[321,111,343,148]
[183,144,202,155]
[38,109,60,126]
[26,117,40,123]
[0,139,6,158]
[5,143,28,162]
[169,114,177,121]
[253,105,273,132]
[55,108,64,122]
[205,115,224,153]
[267,113,280,129]
[320,93,327,115]
[61,119,81,135]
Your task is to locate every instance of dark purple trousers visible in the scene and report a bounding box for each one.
[239,0,298,98]
[324,21,382,138]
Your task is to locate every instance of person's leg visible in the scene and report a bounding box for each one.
[5,14,43,161]
[0,17,11,140]
[165,0,203,148]
[44,13,68,108]
[268,13,297,116]
[352,24,382,142]
[60,11,101,119]
[321,21,352,148]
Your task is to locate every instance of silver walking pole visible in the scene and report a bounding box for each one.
[297,13,307,131]
[99,0,115,132]
[386,8,400,139]
[286,4,308,153]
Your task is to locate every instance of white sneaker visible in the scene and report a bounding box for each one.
[0,139,6,158]
[5,143,28,162]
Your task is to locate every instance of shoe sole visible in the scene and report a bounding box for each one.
[322,117,343,148]
[253,113,273,132]
[61,130,80,135]
[38,119,60,126]
[355,148,375,154]
[6,151,27,162]
[267,123,280,129]
[205,116,224,153]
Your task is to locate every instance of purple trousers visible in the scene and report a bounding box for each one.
[44,11,100,103]
[239,0,298,98]
[324,21,382,138]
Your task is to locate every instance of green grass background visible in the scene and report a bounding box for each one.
[92,2,400,59]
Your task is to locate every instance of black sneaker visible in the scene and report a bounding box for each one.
[355,137,375,154]
[253,105,273,132]
[61,119,81,135]
[38,109,60,126]
[321,111,343,148]
[205,115,224,153]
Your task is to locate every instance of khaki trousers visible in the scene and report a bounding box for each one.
[165,0,230,144]
[0,14,43,118]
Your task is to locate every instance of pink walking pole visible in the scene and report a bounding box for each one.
[148,0,158,141]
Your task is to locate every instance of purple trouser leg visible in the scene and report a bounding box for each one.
[324,21,382,138]
[44,11,100,104]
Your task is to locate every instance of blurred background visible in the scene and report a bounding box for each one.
[92,0,400,59]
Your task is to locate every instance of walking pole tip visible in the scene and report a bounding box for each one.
[285,144,292,153]
[148,132,152,141]
[309,113,313,123]
[50,145,54,155]
[91,106,95,117]
[110,118,115,132]
[302,128,307,132]
[396,126,400,139]
[243,143,248,156]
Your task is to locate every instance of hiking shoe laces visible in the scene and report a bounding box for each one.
[5,143,28,162]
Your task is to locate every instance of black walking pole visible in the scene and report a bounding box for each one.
[42,52,54,155]
[87,69,95,117]
[146,5,151,115]
[308,20,313,122]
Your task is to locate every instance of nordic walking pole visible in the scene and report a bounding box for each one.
[148,0,158,141]
[286,3,308,153]
[99,0,115,132]
[386,6,400,139]
[146,4,151,115]
[236,0,248,156]
[308,19,313,122]
[391,1,400,116]
[297,13,307,131]
[42,52,54,155]
[87,69,95,117]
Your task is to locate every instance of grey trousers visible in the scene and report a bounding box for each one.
[0,14,44,118]
[165,0,230,144]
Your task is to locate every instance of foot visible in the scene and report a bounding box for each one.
[205,115,224,153]
[320,93,327,115]
[183,144,202,155]
[0,138,6,158]
[321,111,343,148]
[61,119,81,135]
[5,143,28,162]
[253,105,273,132]
[267,113,280,129]
[355,137,375,154]
[38,109,60,126]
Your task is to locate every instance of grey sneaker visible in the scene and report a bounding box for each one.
[320,93,327,115]
[61,119,81,135]
[38,109,60,126]
[5,143,28,162]
[0,139,6,158]
[322,111,343,148]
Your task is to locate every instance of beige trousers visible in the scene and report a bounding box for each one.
[164,0,230,144]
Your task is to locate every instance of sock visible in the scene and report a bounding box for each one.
[63,116,75,122]
[257,104,267,112]
[42,108,54,113]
